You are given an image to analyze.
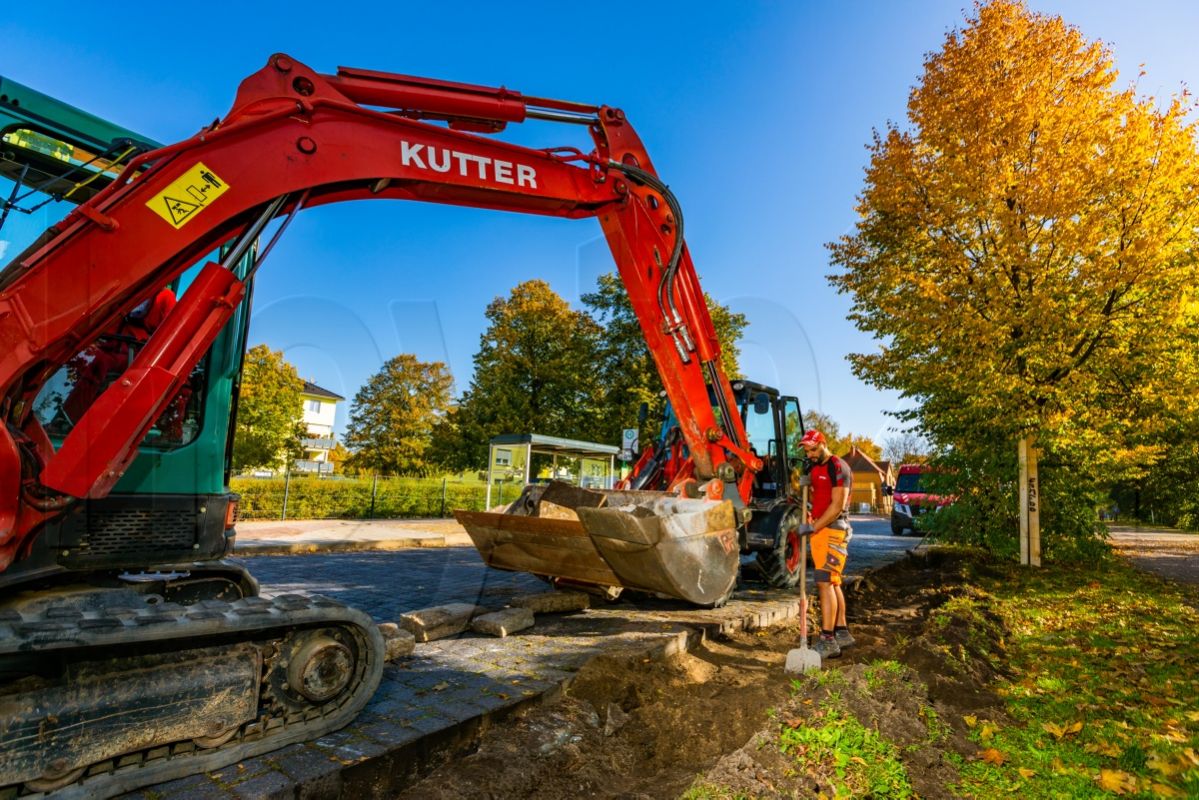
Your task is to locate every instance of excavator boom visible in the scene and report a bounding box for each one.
[0,55,767,797]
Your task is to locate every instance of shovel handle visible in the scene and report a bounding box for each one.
[799,482,810,646]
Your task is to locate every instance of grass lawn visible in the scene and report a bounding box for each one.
[953,556,1199,797]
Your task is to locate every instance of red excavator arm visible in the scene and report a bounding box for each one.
[0,54,759,570]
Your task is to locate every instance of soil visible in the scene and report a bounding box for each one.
[397,550,1011,799]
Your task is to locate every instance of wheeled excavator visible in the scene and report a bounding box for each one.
[0,55,805,797]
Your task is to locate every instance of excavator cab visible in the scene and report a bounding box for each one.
[0,80,250,582]
[0,78,384,797]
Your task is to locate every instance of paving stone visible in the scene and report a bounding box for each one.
[509,590,590,613]
[399,602,486,642]
[230,770,292,800]
[147,772,231,796]
[471,607,535,637]
[408,713,455,735]
[378,622,416,659]
[357,719,424,748]
[266,743,339,786]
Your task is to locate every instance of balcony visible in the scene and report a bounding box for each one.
[302,437,336,450]
[293,460,334,474]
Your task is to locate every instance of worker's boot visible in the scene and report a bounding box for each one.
[811,634,841,660]
[834,628,855,649]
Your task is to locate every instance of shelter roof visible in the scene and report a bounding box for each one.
[489,433,619,457]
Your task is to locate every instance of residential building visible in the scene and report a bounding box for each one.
[295,381,344,474]
[841,447,895,515]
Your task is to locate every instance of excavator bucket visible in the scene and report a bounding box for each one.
[455,481,740,607]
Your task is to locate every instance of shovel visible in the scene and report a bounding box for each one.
[785,481,821,674]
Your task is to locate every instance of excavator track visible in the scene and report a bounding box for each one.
[0,592,384,799]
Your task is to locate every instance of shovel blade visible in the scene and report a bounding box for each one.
[784,646,823,674]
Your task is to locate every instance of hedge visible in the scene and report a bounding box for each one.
[230,475,506,520]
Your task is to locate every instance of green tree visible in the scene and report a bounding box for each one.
[843,434,883,462]
[232,344,305,472]
[343,355,454,475]
[581,272,749,446]
[828,0,1199,559]
[439,281,604,471]
[327,442,356,476]
[803,409,844,455]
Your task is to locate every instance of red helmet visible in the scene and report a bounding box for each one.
[799,429,826,448]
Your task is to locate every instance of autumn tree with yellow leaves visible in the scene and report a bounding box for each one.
[829,1,1199,558]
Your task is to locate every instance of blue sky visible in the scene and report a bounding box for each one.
[4,1,1197,444]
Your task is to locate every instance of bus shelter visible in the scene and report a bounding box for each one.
[485,433,619,509]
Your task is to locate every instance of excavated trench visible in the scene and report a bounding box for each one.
[395,550,1009,799]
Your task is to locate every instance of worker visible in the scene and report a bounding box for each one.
[799,428,854,658]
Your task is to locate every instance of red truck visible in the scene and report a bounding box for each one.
[890,464,952,536]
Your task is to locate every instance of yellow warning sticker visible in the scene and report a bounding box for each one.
[146,162,229,229]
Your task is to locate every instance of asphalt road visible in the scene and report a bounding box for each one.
[240,514,915,622]
[839,514,920,573]
[1107,524,1199,585]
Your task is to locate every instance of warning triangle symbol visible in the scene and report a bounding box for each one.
[163,196,200,225]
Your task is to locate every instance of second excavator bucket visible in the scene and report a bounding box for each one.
[455,481,740,607]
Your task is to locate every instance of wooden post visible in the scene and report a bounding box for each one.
[1028,442,1041,567]
[1018,436,1042,567]
[369,473,378,520]
[1018,438,1029,565]
[281,466,291,522]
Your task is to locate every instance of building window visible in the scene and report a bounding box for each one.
[307,399,321,413]
[495,448,512,467]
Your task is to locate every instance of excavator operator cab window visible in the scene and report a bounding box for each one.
[740,392,780,497]
[783,397,803,462]
[31,277,208,450]
[2,125,208,452]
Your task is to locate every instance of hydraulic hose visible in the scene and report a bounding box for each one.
[607,161,742,452]
[606,161,691,360]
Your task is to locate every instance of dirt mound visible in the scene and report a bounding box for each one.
[398,549,1011,799]
[396,643,792,799]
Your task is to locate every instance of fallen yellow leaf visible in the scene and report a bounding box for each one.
[1096,769,1138,795]
[1017,767,1036,779]
[1148,753,1188,777]
[980,722,997,741]
[1084,742,1121,758]
[1066,721,1083,735]
[1042,722,1065,739]
[979,748,1007,766]
[1185,711,1199,722]
[1151,783,1184,798]
[964,714,978,728]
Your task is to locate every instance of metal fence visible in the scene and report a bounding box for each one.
[230,473,517,521]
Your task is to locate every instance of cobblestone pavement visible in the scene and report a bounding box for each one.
[126,516,910,799]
